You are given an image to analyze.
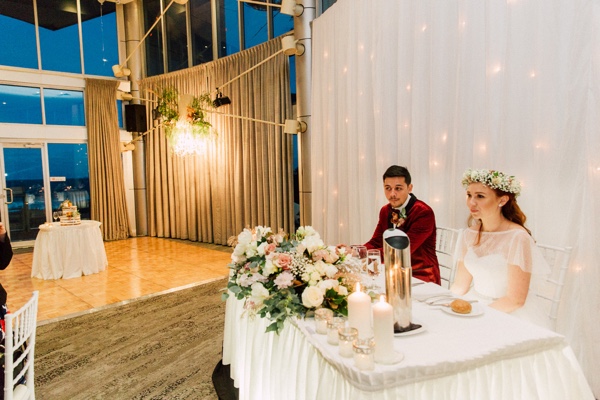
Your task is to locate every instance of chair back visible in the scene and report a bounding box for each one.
[4,291,39,400]
[435,227,460,288]
[535,244,572,331]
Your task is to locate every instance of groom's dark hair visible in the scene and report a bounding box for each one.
[383,165,412,185]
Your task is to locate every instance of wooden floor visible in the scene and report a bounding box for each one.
[0,237,231,324]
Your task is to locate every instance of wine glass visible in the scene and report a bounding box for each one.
[52,211,60,222]
[351,245,368,272]
[367,249,382,291]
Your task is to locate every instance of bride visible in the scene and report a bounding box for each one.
[451,169,551,329]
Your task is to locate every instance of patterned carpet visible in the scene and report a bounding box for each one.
[34,278,228,400]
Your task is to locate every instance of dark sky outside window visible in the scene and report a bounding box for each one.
[0,10,38,69]
[0,85,42,124]
[166,2,189,72]
[82,8,118,76]
[243,3,268,49]
[38,0,82,74]
[48,143,89,180]
[273,8,293,38]
[220,0,240,56]
[191,0,214,65]
[145,0,165,77]
[44,89,85,126]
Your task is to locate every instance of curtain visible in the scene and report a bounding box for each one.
[311,0,600,396]
[85,78,130,241]
[139,37,294,244]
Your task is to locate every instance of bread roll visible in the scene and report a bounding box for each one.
[450,299,472,314]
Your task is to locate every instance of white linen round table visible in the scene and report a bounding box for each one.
[31,221,108,280]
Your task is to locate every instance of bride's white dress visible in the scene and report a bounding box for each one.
[458,228,551,329]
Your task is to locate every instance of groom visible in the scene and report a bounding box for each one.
[364,165,440,284]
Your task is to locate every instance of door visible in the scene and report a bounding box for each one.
[0,143,51,246]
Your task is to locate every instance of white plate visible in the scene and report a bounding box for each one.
[441,302,484,317]
[394,322,426,337]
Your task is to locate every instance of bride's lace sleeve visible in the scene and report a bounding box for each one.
[506,230,551,276]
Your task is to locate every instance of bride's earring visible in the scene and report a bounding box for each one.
[499,203,504,207]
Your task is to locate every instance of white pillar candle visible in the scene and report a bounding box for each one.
[348,283,373,339]
[372,295,395,364]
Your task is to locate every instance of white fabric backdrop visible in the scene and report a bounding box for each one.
[311,0,600,396]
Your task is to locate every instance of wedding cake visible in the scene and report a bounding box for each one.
[59,200,81,226]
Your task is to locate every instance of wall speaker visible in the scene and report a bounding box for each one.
[125,104,147,133]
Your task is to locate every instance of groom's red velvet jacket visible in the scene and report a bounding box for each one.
[364,194,440,285]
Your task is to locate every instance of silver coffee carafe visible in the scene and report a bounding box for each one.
[383,228,412,330]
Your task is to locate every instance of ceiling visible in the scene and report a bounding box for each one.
[0,0,116,31]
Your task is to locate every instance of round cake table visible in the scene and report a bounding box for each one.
[31,220,108,280]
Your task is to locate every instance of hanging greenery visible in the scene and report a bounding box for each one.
[155,87,217,139]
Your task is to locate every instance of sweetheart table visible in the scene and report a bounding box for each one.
[31,221,108,280]
[223,281,594,399]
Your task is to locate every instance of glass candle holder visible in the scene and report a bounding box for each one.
[315,308,334,335]
[326,317,346,345]
[338,327,358,358]
[353,337,375,371]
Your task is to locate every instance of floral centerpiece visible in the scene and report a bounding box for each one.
[223,226,358,334]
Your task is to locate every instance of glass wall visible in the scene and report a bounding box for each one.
[48,143,91,220]
[0,0,38,69]
[44,89,85,126]
[0,0,117,76]
[0,85,43,125]
[190,0,214,65]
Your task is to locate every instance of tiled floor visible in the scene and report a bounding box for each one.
[0,237,231,323]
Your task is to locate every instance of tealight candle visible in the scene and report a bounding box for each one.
[353,337,375,371]
[315,308,334,335]
[338,327,358,358]
[348,283,372,339]
[326,317,346,345]
[372,295,395,364]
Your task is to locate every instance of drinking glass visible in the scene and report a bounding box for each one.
[367,249,382,291]
[351,245,368,273]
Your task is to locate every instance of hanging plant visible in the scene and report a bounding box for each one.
[155,87,217,139]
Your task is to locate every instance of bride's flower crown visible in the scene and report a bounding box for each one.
[461,168,522,197]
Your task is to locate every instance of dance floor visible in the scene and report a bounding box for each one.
[1,237,231,323]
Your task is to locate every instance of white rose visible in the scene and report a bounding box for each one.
[324,263,339,278]
[237,230,253,246]
[303,236,324,253]
[250,282,270,306]
[257,241,268,256]
[309,271,322,286]
[302,286,324,308]
[336,286,348,296]
[313,260,327,275]
[262,259,278,276]
[245,243,258,258]
[318,279,339,292]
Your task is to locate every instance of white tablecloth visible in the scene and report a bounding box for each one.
[223,282,594,400]
[31,221,108,280]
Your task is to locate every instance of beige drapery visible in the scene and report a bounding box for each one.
[139,38,294,244]
[85,78,130,241]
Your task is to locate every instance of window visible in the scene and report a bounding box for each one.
[44,89,85,126]
[48,143,91,220]
[0,85,42,124]
[0,0,38,69]
[166,2,189,72]
[82,3,118,76]
[38,0,82,74]
[191,0,214,65]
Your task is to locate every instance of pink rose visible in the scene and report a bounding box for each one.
[276,253,293,270]
[265,242,277,255]
[311,249,328,262]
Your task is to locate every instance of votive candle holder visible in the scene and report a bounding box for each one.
[338,327,358,358]
[315,308,334,335]
[326,317,346,345]
[353,337,375,371]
